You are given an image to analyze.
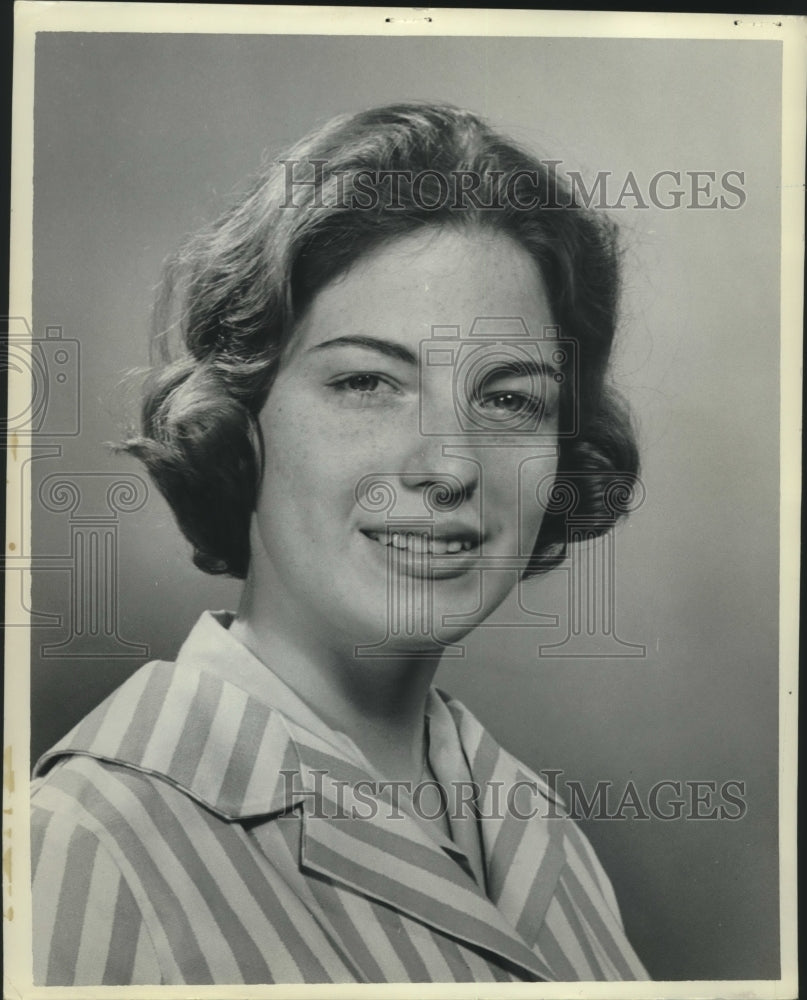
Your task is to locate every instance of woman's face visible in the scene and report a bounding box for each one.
[249,227,561,654]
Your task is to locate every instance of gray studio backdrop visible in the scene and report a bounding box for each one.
[28,32,781,981]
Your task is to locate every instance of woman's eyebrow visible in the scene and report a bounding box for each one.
[308,335,418,366]
[482,358,560,378]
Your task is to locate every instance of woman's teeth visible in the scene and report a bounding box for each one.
[365,531,474,555]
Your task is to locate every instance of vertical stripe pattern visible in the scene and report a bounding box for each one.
[31,611,649,985]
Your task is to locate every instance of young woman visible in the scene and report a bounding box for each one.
[31,102,647,984]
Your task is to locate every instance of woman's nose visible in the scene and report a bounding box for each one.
[398,435,480,504]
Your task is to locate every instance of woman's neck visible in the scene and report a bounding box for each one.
[231,588,440,786]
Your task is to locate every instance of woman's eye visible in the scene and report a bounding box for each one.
[486,392,534,413]
[343,373,381,393]
[479,391,542,417]
[329,372,400,404]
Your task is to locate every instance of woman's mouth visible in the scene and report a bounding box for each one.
[361,529,477,556]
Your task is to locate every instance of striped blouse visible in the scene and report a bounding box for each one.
[31,611,648,985]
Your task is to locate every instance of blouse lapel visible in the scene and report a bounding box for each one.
[298,782,554,981]
[440,694,569,949]
[289,702,557,982]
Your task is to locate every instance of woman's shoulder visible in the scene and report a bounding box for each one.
[31,752,170,985]
[33,659,176,776]
[31,657,188,851]
[31,750,184,854]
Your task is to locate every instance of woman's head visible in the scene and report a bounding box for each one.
[124,102,638,599]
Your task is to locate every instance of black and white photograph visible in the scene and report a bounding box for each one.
[4,4,802,996]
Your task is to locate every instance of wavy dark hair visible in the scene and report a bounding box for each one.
[122,102,639,578]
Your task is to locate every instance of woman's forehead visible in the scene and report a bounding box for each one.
[290,228,553,355]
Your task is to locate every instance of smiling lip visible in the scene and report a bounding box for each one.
[361,531,475,556]
[359,524,485,579]
[360,521,482,553]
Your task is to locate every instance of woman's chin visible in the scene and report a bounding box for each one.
[346,629,474,663]
[339,594,490,662]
